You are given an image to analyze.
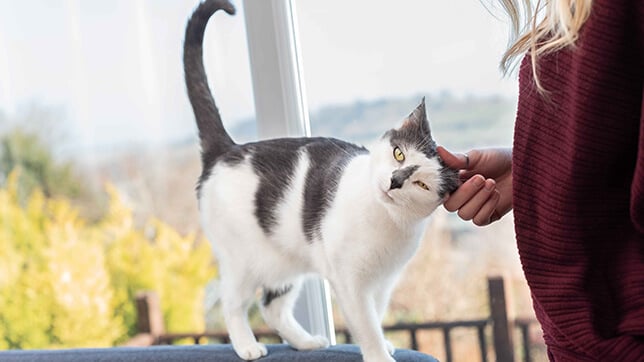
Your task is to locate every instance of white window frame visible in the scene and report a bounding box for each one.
[242,0,335,344]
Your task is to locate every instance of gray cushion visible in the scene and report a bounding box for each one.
[0,344,438,361]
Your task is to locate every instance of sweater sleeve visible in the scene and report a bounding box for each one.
[631,0,644,233]
[633,89,644,233]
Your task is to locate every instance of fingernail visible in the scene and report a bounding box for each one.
[473,176,484,187]
[485,181,495,191]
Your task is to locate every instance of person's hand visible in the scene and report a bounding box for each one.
[438,146,513,226]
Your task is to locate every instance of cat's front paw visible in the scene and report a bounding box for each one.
[291,335,330,350]
[233,342,268,360]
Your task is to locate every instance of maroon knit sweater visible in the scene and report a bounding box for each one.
[512,0,644,360]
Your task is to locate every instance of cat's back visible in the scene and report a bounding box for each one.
[201,137,367,186]
[199,136,368,242]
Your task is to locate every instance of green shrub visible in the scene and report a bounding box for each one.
[0,172,216,349]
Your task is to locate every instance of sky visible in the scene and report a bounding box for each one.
[0,0,518,154]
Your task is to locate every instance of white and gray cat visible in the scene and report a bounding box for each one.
[184,1,459,361]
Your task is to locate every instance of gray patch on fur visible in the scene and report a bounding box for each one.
[197,145,248,198]
[383,100,437,159]
[438,166,459,198]
[390,165,420,190]
[262,284,293,307]
[302,139,368,242]
[383,99,459,197]
[246,137,366,238]
[250,138,308,234]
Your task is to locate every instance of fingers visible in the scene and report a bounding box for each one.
[470,190,500,226]
[439,145,508,226]
[457,178,496,221]
[444,175,485,212]
[437,146,469,170]
[444,175,500,226]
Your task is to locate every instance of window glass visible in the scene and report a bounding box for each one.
[294,1,541,358]
[295,0,517,147]
[0,0,544,358]
[0,0,255,347]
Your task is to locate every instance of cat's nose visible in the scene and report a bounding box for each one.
[389,177,403,190]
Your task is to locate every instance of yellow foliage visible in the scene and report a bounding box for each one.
[0,171,216,349]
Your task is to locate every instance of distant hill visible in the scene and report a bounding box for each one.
[230,93,516,151]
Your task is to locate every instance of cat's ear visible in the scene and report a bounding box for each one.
[401,97,432,138]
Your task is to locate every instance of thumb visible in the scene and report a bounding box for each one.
[437,146,469,170]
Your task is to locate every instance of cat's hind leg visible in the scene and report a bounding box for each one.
[260,278,329,351]
[220,272,267,360]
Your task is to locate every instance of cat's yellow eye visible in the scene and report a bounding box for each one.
[414,181,430,191]
[393,147,405,162]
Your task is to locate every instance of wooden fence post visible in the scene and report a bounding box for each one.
[488,276,514,362]
[135,291,165,338]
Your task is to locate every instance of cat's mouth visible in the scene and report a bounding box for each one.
[380,189,395,203]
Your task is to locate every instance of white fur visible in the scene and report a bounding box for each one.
[199,138,445,362]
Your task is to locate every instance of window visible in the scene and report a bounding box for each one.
[0,1,538,357]
[241,1,526,351]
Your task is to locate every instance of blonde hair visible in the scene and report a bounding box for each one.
[499,0,593,90]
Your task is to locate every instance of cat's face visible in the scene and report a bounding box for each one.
[370,99,458,218]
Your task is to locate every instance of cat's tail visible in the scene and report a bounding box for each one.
[184,0,236,167]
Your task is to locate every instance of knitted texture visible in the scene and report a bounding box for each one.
[512,0,644,360]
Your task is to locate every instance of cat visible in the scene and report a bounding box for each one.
[183,1,459,361]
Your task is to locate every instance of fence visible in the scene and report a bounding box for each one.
[126,276,543,362]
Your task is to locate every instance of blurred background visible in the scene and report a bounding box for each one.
[0,0,544,360]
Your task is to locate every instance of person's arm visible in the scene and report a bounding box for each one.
[437,146,513,226]
[630,1,644,234]
[631,90,644,233]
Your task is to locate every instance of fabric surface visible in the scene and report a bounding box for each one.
[0,344,439,362]
[512,0,644,360]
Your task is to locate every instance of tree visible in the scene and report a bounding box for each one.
[0,172,216,349]
[0,128,82,201]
